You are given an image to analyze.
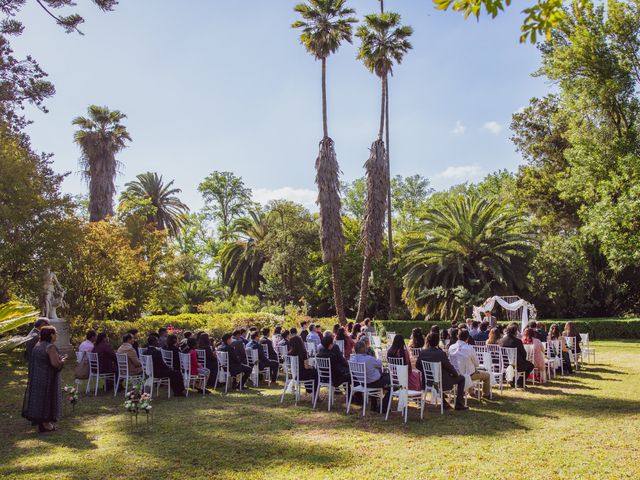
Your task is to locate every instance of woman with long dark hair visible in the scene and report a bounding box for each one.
[386,334,421,390]
[550,324,573,374]
[336,326,354,359]
[287,335,317,394]
[197,333,219,387]
[351,323,362,340]
[408,328,425,349]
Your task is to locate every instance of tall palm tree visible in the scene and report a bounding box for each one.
[219,210,269,296]
[355,12,412,320]
[73,105,131,222]
[119,172,190,237]
[402,195,533,320]
[293,0,357,324]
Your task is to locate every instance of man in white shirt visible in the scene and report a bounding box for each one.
[448,330,491,398]
[78,330,97,353]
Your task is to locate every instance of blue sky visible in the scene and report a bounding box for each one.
[13,0,550,212]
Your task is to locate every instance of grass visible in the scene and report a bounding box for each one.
[1,341,639,479]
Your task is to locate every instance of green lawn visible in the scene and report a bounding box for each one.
[1,341,639,479]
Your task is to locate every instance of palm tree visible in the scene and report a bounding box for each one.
[355,12,412,320]
[293,0,357,324]
[402,195,533,320]
[219,210,269,296]
[119,172,190,237]
[73,105,131,222]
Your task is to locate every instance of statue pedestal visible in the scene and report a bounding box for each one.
[49,318,74,355]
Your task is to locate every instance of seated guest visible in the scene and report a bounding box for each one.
[248,331,279,384]
[260,327,278,362]
[362,318,372,333]
[347,321,354,335]
[386,334,421,391]
[300,321,309,342]
[522,326,546,383]
[470,320,481,337]
[197,333,219,387]
[430,325,440,335]
[563,322,581,355]
[499,323,534,385]
[93,333,117,380]
[277,330,291,349]
[185,337,210,389]
[179,331,193,352]
[448,330,491,398]
[238,328,249,345]
[549,324,573,374]
[448,319,459,340]
[144,335,186,396]
[158,327,169,348]
[316,332,350,390]
[332,323,340,335]
[350,340,390,411]
[165,334,181,371]
[416,333,467,410]
[79,330,97,353]
[350,323,362,340]
[357,333,376,357]
[287,335,317,394]
[336,327,354,359]
[408,328,425,349]
[306,325,321,347]
[440,328,450,349]
[473,321,490,342]
[231,330,248,365]
[486,327,502,345]
[290,327,298,337]
[218,333,252,389]
[116,333,143,376]
[536,322,548,342]
[272,326,283,347]
[126,329,140,355]
[458,324,476,345]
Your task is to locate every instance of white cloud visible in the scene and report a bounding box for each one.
[482,121,503,134]
[450,120,466,135]
[252,186,317,211]
[435,164,484,180]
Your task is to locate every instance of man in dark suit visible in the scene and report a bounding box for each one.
[144,335,186,396]
[247,331,278,384]
[416,333,467,410]
[498,323,534,386]
[218,333,252,389]
[473,321,490,342]
[25,318,50,359]
[231,330,248,365]
[316,333,350,390]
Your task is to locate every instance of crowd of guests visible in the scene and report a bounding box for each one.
[20,314,585,433]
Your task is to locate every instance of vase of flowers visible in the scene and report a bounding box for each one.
[124,383,153,426]
[63,385,78,412]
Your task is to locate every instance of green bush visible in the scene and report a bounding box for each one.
[374,318,640,340]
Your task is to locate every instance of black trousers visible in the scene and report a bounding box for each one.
[230,364,253,387]
[442,374,466,408]
[158,369,186,396]
[367,373,391,411]
[260,359,279,382]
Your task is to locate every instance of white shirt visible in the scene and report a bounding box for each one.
[448,340,479,376]
[79,340,94,353]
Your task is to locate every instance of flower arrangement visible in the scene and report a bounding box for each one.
[63,385,78,410]
[167,324,183,337]
[124,383,152,425]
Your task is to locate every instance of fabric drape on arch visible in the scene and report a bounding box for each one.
[473,296,530,331]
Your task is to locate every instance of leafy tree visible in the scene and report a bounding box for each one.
[198,171,253,241]
[293,0,357,324]
[119,172,189,237]
[0,122,79,303]
[391,174,433,234]
[403,195,533,320]
[355,11,412,320]
[73,105,131,222]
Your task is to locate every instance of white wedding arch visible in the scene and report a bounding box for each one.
[472,295,537,331]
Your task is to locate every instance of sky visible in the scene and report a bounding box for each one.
[12,0,551,212]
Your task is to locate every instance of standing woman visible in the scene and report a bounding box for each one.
[22,326,66,432]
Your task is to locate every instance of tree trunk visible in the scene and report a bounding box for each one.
[331,260,347,324]
[322,57,328,138]
[356,253,373,321]
[379,0,384,13]
[386,77,396,312]
[378,75,386,140]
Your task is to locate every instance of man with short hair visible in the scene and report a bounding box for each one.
[473,321,490,342]
[25,318,50,359]
[218,333,252,389]
[248,331,279,384]
[350,340,390,412]
[231,330,248,365]
[416,333,467,410]
[449,330,491,398]
[238,328,249,345]
[470,320,481,337]
[290,327,298,337]
[300,321,309,342]
[79,330,97,353]
[158,327,168,348]
[127,328,140,355]
[484,310,497,328]
[307,324,321,347]
[499,323,534,386]
[362,318,371,333]
[144,335,186,396]
[117,333,143,376]
[317,332,350,393]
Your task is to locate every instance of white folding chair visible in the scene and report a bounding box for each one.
[160,348,174,369]
[179,352,206,397]
[137,347,145,358]
[141,354,170,398]
[115,352,143,397]
[500,347,525,389]
[523,345,542,385]
[580,333,595,363]
[335,340,345,354]
[86,352,116,396]
[370,335,382,350]
[313,356,348,411]
[306,342,317,357]
[216,350,232,393]
[386,332,396,344]
[386,363,424,423]
[196,349,207,369]
[475,340,486,346]
[280,355,315,405]
[346,361,384,416]
[547,340,563,375]
[246,347,270,386]
[565,336,580,371]
[420,360,450,415]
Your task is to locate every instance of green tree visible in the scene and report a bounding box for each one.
[402,195,533,320]
[119,172,189,237]
[293,0,357,324]
[355,11,412,320]
[73,105,131,222]
[198,171,253,241]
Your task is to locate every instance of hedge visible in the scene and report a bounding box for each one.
[373,319,640,340]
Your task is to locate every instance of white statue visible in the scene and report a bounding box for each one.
[42,268,66,320]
